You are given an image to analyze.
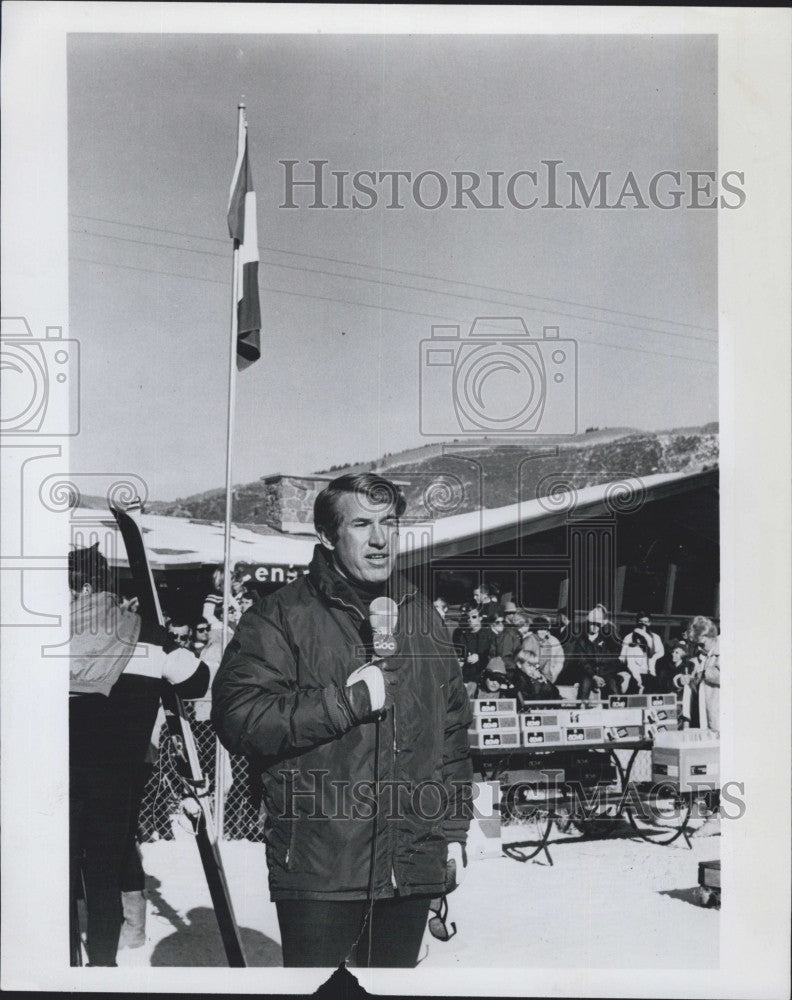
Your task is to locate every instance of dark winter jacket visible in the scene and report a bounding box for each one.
[566,630,622,682]
[211,545,473,902]
[451,626,496,685]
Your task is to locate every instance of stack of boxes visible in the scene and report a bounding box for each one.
[468,692,680,749]
[467,698,521,748]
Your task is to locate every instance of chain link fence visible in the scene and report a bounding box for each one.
[137,699,657,844]
[137,699,263,843]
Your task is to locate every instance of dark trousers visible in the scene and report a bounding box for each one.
[578,673,622,699]
[120,761,153,893]
[276,895,431,968]
[70,764,134,966]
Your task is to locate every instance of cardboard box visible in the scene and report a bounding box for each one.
[470,714,519,732]
[562,725,604,745]
[602,708,646,727]
[499,766,565,785]
[554,707,644,727]
[471,697,517,716]
[520,728,563,747]
[698,860,721,890]
[651,744,720,792]
[643,707,678,725]
[603,724,644,743]
[519,711,561,730]
[609,693,676,710]
[468,729,521,749]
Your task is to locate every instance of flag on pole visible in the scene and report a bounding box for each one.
[227,118,261,369]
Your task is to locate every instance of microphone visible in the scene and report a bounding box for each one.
[369,596,398,660]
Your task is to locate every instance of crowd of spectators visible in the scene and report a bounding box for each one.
[442,584,719,731]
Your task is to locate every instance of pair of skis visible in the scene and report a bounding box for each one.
[110,499,246,967]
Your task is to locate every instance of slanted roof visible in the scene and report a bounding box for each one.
[81,468,716,571]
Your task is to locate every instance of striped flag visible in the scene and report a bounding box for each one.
[227,120,261,369]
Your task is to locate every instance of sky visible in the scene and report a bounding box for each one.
[67,33,718,500]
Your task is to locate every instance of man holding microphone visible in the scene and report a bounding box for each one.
[212,473,472,967]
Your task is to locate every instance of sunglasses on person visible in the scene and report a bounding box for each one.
[428,895,457,941]
[195,625,210,633]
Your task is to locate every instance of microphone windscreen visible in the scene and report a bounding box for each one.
[369,596,399,658]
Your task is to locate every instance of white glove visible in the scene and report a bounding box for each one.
[446,842,468,891]
[346,663,386,713]
[163,646,201,685]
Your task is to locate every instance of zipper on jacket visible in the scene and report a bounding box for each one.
[390,702,399,890]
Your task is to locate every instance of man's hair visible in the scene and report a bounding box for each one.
[68,542,111,594]
[168,618,191,631]
[314,473,406,544]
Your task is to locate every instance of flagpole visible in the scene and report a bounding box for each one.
[216,102,246,837]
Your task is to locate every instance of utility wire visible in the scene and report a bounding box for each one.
[70,226,717,347]
[69,212,719,338]
[71,254,716,365]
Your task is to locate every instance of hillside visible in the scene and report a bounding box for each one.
[144,424,718,523]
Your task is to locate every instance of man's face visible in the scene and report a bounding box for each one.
[322,492,399,585]
[473,587,486,605]
[434,598,448,620]
[638,617,651,631]
[168,625,191,647]
[467,609,482,632]
[587,621,601,637]
[490,616,505,634]
[239,595,254,613]
[536,628,549,641]
[194,622,211,644]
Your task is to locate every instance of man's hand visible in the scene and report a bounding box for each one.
[467,653,479,665]
[345,663,386,721]
[444,842,468,893]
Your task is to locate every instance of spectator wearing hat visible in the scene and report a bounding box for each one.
[562,605,622,700]
[475,656,520,700]
[528,615,565,684]
[619,612,665,694]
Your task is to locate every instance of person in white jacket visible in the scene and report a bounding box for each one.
[619,612,665,693]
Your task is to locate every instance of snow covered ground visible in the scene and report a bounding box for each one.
[116,820,719,970]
